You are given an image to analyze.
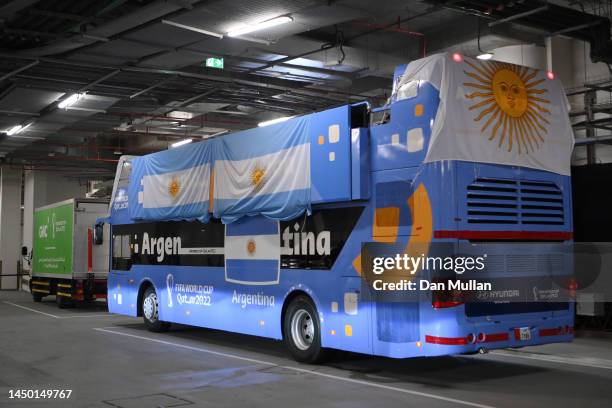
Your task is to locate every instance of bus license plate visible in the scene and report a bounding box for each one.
[519,327,531,341]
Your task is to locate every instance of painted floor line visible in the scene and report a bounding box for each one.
[94,327,495,408]
[490,350,612,371]
[3,301,115,319]
[3,301,60,318]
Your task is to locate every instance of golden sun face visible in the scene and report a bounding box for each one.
[464,59,551,154]
[247,239,256,255]
[168,178,180,198]
[250,165,266,189]
[492,69,528,117]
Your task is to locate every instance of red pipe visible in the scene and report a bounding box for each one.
[352,19,426,57]
[87,228,93,273]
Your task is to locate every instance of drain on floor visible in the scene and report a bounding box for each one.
[103,393,193,408]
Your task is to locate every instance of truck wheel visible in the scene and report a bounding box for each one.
[142,287,171,332]
[56,295,74,309]
[283,295,326,363]
[32,293,43,302]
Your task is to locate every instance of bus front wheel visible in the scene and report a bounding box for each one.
[283,295,326,363]
[142,287,171,332]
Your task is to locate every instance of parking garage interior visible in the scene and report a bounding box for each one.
[2,1,612,407]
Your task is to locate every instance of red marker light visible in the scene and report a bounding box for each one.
[452,52,463,63]
[547,70,555,80]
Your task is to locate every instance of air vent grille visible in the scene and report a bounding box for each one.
[466,178,563,226]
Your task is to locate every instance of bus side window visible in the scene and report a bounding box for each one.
[112,233,132,271]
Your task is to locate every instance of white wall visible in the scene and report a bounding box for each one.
[0,167,22,289]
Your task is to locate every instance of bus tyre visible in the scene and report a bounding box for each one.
[142,287,171,332]
[283,296,326,363]
[32,293,43,302]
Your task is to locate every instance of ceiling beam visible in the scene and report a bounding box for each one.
[0,60,39,82]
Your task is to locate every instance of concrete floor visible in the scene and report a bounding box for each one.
[1,291,612,408]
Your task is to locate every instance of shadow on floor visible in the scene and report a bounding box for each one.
[109,321,551,390]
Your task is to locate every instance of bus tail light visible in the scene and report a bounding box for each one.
[425,335,469,345]
[432,300,464,309]
[568,278,578,299]
[432,278,464,309]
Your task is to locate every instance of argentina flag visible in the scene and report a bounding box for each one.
[213,116,311,223]
[225,216,280,285]
[128,140,213,222]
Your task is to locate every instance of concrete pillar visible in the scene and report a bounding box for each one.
[0,167,23,289]
[545,36,575,86]
[491,44,547,70]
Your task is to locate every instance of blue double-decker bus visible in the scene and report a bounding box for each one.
[101,52,575,362]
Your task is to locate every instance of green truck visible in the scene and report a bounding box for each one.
[29,198,110,308]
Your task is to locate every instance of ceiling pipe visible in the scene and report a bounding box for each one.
[0,60,39,82]
[0,52,371,101]
[351,18,427,57]
[0,0,39,19]
[246,7,441,75]
[14,0,205,57]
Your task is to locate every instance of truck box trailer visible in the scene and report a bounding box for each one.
[30,198,110,308]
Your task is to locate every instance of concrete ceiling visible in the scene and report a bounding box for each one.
[0,0,607,177]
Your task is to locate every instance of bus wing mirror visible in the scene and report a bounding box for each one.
[21,246,28,256]
[94,224,104,245]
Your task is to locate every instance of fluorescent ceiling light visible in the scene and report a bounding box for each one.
[171,138,192,148]
[58,93,84,109]
[258,116,293,127]
[477,52,494,60]
[228,16,292,37]
[6,123,31,136]
[168,110,194,120]
[6,125,23,135]
[161,19,223,39]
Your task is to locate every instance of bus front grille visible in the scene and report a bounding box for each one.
[466,178,564,226]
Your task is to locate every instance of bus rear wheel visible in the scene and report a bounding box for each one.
[283,295,326,363]
[142,287,171,332]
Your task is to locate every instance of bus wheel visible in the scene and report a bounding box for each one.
[32,293,43,302]
[142,287,171,332]
[283,296,326,363]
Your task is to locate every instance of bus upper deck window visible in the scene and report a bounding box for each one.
[371,109,391,126]
[396,80,419,101]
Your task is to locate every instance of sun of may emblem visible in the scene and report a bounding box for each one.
[463,59,550,154]
[168,178,180,198]
[250,164,266,189]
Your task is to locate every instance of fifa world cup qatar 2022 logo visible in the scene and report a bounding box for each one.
[166,273,174,308]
